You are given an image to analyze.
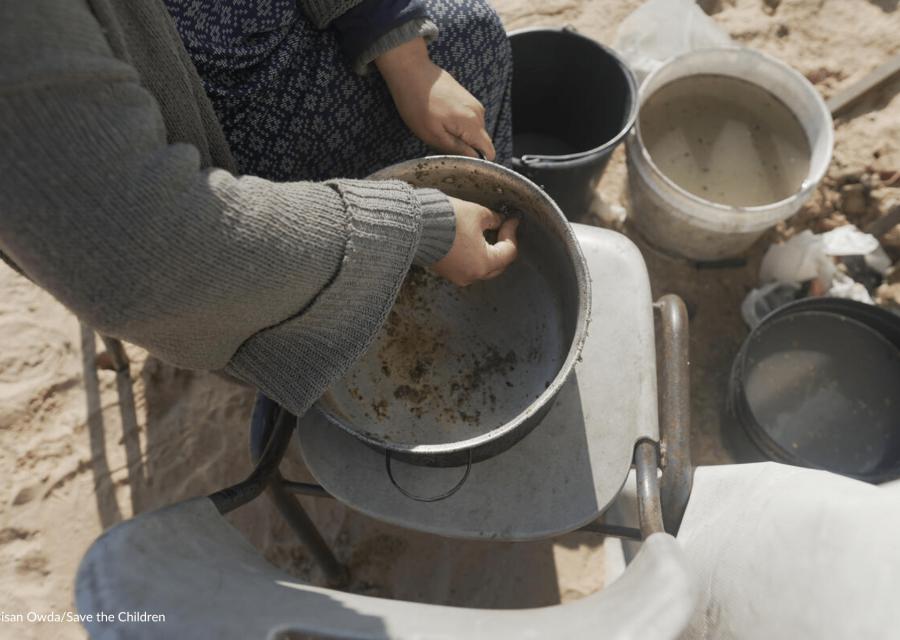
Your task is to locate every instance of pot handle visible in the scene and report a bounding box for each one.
[517,154,557,168]
[385,450,473,502]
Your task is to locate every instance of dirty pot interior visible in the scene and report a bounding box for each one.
[318,157,590,466]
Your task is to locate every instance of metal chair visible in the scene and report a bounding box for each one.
[205,225,693,588]
[75,398,696,637]
[75,226,697,638]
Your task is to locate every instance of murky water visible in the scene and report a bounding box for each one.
[743,312,900,476]
[639,74,811,207]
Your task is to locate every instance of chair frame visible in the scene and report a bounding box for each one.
[205,295,692,587]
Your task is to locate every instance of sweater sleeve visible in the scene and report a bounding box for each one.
[413,188,456,266]
[0,0,452,416]
[331,0,438,75]
[351,17,438,75]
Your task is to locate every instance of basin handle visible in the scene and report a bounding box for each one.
[385,450,473,502]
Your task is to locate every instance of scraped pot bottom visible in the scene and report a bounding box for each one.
[325,236,570,448]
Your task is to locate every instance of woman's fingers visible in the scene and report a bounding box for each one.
[471,126,496,161]
[438,129,480,158]
[381,52,498,162]
[432,196,520,287]
[445,117,495,161]
[480,207,503,230]
[497,216,519,243]
[485,218,519,273]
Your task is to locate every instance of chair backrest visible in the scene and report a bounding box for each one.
[76,497,696,639]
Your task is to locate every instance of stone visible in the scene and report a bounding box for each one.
[875,282,900,307]
[885,262,900,285]
[12,485,37,506]
[698,0,723,14]
[816,212,848,232]
[834,168,865,185]
[840,183,868,218]
[883,224,900,251]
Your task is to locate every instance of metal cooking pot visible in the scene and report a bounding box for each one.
[317,157,590,497]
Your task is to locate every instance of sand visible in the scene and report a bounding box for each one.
[1,1,899,638]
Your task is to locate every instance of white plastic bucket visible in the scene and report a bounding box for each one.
[626,48,833,261]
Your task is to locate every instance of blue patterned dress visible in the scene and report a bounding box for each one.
[164,0,513,182]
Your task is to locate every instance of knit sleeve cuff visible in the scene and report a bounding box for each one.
[413,188,456,266]
[354,18,439,75]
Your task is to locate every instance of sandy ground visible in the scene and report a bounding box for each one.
[1,1,899,638]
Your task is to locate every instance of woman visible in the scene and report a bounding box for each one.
[0,0,518,418]
[163,0,513,181]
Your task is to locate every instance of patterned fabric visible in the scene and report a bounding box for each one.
[164,0,512,182]
[332,0,431,66]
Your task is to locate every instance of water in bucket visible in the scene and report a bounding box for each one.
[509,28,637,219]
[639,74,811,208]
[626,48,832,260]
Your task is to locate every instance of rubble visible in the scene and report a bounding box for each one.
[839,183,867,218]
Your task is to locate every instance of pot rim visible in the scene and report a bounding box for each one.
[317,156,592,461]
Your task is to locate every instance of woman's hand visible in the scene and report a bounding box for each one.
[375,38,496,160]
[432,196,519,286]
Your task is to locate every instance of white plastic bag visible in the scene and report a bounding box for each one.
[759,230,836,286]
[757,229,877,308]
[741,282,802,328]
[828,271,875,304]
[613,0,736,84]
[821,224,881,257]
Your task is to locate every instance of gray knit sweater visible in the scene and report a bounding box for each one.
[0,0,457,416]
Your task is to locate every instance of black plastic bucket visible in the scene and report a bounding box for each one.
[509,27,638,220]
[729,298,900,482]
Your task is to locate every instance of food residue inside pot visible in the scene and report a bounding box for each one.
[366,267,523,425]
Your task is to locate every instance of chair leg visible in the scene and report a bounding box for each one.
[267,474,348,588]
[98,335,130,372]
[244,395,348,587]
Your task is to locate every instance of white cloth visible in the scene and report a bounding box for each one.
[678,462,900,639]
